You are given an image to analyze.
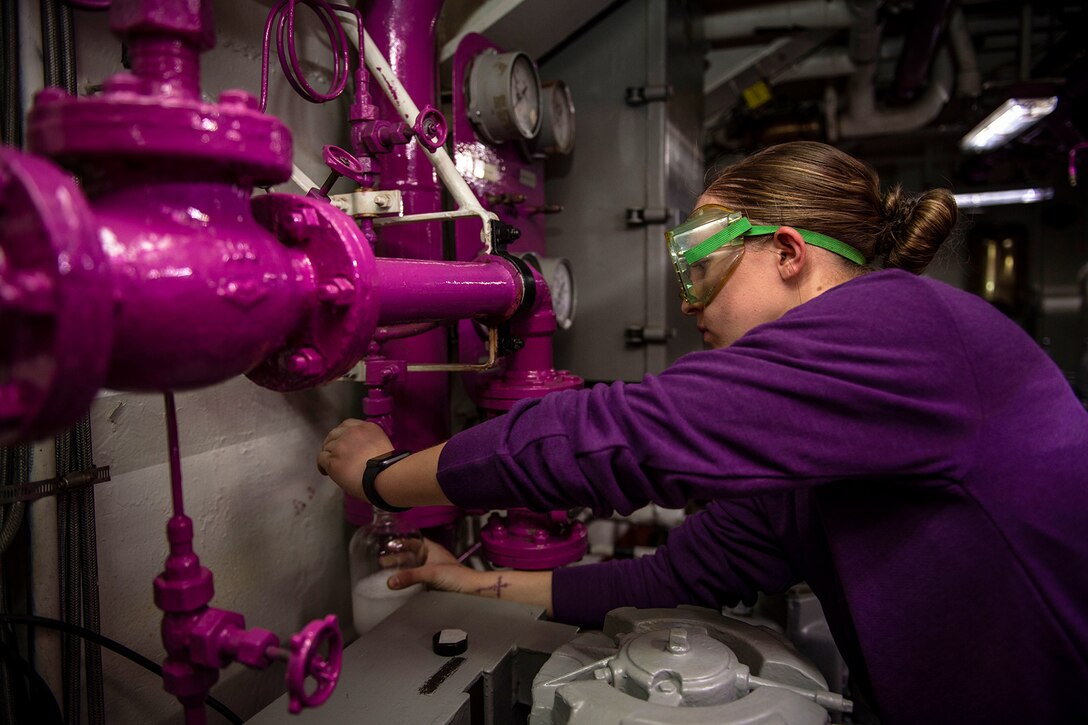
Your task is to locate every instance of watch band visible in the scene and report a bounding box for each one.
[362,450,412,513]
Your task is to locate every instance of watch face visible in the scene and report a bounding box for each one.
[371,450,402,464]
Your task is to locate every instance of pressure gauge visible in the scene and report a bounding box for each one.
[466,49,543,144]
[522,253,576,330]
[537,81,576,155]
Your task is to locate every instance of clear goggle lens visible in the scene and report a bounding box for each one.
[666,205,749,306]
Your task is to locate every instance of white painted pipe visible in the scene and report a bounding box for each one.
[949,9,981,97]
[705,0,852,42]
[337,15,490,218]
[840,48,953,137]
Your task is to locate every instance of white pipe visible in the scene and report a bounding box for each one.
[837,0,954,139]
[840,49,953,137]
[338,15,490,219]
[705,0,852,42]
[290,164,319,193]
[949,9,981,97]
[337,14,496,251]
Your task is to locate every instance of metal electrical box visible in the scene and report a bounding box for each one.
[542,0,705,381]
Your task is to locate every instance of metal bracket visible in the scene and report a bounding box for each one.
[625,85,673,106]
[625,207,672,226]
[0,466,111,505]
[328,189,404,218]
[624,326,672,347]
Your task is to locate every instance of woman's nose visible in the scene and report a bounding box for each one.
[680,299,699,316]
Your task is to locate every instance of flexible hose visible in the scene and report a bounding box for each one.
[0,615,243,725]
[0,0,21,147]
[0,446,28,556]
[55,432,82,725]
[41,1,62,88]
[258,0,351,112]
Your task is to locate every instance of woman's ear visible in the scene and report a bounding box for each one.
[771,226,806,281]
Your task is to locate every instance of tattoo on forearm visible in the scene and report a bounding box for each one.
[475,576,510,599]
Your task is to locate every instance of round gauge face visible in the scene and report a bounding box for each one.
[548,82,575,154]
[466,50,543,144]
[549,260,575,330]
[510,55,541,139]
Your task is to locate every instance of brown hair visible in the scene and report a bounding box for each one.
[703,141,957,274]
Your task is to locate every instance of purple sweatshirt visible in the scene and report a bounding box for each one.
[437,269,1088,723]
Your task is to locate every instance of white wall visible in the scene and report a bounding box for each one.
[22,1,366,721]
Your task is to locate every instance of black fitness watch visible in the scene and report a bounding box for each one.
[362,450,412,512]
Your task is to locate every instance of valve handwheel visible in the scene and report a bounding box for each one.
[285,614,343,713]
[413,104,448,152]
[322,145,367,182]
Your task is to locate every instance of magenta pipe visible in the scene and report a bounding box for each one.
[93,178,310,390]
[362,0,450,471]
[375,257,521,325]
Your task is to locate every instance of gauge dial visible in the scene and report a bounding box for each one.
[522,253,576,330]
[538,81,576,156]
[466,49,543,144]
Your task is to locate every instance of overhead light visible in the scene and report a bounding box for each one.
[959,97,1058,152]
[953,187,1054,209]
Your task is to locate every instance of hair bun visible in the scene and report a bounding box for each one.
[880,185,957,274]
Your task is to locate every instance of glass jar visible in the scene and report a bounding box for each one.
[348,510,425,635]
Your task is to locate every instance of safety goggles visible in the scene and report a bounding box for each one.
[665,204,867,306]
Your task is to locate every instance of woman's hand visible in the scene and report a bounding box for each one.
[316,419,393,499]
[386,539,479,594]
[387,539,554,615]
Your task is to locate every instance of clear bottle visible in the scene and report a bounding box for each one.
[348,510,425,635]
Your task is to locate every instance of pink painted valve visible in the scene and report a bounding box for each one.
[286,615,343,714]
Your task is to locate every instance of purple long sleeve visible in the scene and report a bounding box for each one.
[437,270,1088,723]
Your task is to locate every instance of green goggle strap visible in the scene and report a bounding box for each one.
[682,220,867,268]
[682,217,752,265]
[747,225,867,266]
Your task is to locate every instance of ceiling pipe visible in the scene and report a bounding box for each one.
[891,0,955,102]
[837,0,954,139]
[704,0,853,42]
[948,9,981,98]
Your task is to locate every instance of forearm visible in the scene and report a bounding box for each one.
[376,443,452,508]
[461,569,553,615]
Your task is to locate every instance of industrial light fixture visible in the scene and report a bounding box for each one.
[960,97,1059,152]
[953,187,1054,209]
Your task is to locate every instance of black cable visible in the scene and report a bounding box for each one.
[0,615,244,725]
[0,636,62,725]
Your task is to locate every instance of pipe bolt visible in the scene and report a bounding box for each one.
[283,348,324,377]
[218,89,260,110]
[593,667,612,683]
[656,680,677,695]
[0,383,24,422]
[103,72,144,95]
[34,87,70,106]
[317,277,355,307]
[374,193,391,209]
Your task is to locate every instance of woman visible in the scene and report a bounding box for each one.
[317,142,1088,723]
